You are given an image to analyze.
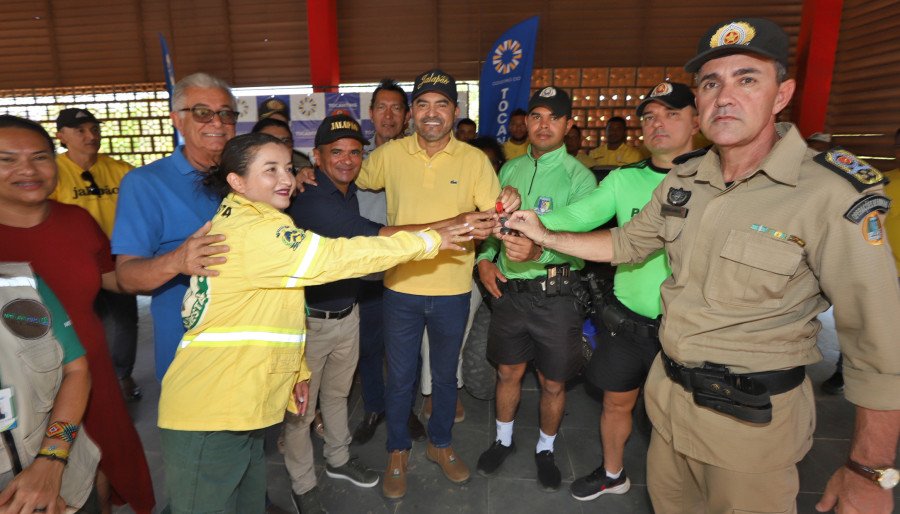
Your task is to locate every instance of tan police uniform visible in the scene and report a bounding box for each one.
[609,123,900,512]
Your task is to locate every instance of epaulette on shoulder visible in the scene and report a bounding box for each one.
[672,145,712,165]
[814,147,886,193]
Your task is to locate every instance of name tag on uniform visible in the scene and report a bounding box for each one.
[661,204,689,218]
[0,388,17,432]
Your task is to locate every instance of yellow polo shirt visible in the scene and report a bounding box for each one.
[50,153,133,238]
[357,135,501,296]
[502,140,528,160]
[883,168,900,275]
[587,143,642,168]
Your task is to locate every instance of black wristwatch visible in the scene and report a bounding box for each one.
[845,459,900,490]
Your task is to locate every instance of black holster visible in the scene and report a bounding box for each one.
[662,353,805,424]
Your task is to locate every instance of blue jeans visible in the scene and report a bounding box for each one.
[384,289,470,450]
[358,281,386,415]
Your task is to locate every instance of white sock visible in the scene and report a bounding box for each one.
[535,429,556,453]
[496,420,514,447]
[606,467,622,479]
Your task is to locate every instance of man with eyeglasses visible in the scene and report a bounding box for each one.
[51,107,143,402]
[112,72,235,381]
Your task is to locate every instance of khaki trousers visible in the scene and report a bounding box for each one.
[283,308,359,495]
[647,427,799,514]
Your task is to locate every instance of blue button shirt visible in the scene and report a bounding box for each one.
[111,146,221,380]
[288,168,383,311]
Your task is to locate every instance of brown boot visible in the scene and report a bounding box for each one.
[426,442,470,484]
[455,397,465,423]
[382,450,409,499]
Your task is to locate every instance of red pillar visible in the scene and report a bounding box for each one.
[307,0,340,93]
[792,0,843,137]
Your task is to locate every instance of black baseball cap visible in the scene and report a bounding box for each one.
[56,108,101,130]
[259,98,290,120]
[636,82,696,117]
[412,69,458,104]
[314,114,369,148]
[528,87,572,118]
[684,18,789,73]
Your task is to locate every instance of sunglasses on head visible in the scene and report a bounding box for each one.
[179,105,238,125]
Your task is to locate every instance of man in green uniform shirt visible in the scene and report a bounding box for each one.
[504,18,900,514]
[538,82,698,502]
[475,86,596,491]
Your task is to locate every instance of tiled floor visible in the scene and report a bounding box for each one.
[116,299,898,513]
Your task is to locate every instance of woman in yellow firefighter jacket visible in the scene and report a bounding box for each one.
[157,133,472,513]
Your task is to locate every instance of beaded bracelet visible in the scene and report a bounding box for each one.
[45,421,79,443]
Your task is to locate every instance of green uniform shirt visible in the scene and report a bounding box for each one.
[35,276,86,364]
[539,159,671,319]
[477,144,596,279]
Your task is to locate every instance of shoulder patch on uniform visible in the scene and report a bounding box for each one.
[275,225,306,250]
[672,145,711,165]
[814,148,885,192]
[844,195,891,224]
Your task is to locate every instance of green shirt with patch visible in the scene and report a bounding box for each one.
[477,144,596,279]
[35,276,86,364]
[539,159,671,319]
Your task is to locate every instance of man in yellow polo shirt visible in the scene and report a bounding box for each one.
[356,69,509,500]
[587,116,642,167]
[50,107,142,402]
[502,109,529,159]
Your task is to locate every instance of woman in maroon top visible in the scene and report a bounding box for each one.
[0,115,154,513]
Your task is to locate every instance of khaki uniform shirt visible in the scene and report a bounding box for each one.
[611,123,900,471]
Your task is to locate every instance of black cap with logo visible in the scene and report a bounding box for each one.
[56,108,101,130]
[314,114,369,148]
[636,82,696,117]
[527,87,572,118]
[684,18,789,73]
[412,69,458,104]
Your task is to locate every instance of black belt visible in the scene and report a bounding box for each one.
[503,270,582,296]
[661,352,805,424]
[307,304,354,320]
[600,296,660,339]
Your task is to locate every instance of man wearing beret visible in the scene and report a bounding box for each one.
[503,18,899,513]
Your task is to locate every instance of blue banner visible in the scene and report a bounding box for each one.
[158,33,180,146]
[479,16,539,142]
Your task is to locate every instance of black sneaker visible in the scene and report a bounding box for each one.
[325,456,379,488]
[535,450,561,492]
[291,486,327,514]
[821,370,844,395]
[352,412,383,445]
[570,466,631,501]
[476,440,516,476]
[408,411,427,442]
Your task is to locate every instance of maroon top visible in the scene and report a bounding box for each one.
[0,201,154,512]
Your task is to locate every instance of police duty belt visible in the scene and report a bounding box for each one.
[661,352,805,424]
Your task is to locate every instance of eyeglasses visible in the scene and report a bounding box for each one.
[179,105,238,125]
[80,171,101,196]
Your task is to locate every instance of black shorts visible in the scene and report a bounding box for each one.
[587,306,661,392]
[486,287,585,382]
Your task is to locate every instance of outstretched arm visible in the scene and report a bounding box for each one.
[503,210,615,262]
